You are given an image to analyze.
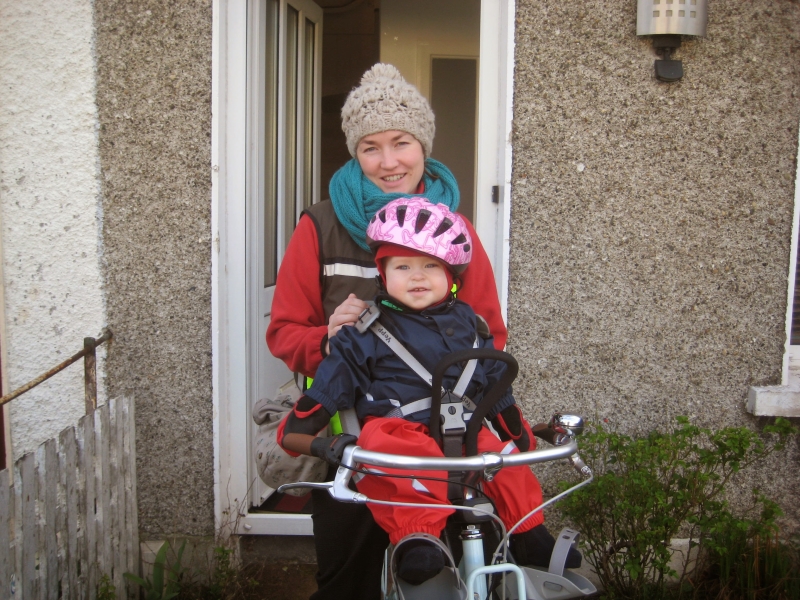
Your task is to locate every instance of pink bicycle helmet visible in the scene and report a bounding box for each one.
[366,198,472,274]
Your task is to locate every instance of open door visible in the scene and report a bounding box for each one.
[246,0,323,514]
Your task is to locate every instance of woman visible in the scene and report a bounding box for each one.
[267,63,507,600]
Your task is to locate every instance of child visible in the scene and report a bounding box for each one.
[279,198,581,585]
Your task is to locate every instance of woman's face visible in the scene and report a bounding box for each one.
[356,131,425,195]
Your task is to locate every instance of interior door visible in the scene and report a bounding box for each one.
[247,0,322,509]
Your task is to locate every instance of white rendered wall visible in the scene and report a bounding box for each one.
[0,0,106,459]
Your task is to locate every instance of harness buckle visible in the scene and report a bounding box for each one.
[440,391,468,434]
[355,301,381,333]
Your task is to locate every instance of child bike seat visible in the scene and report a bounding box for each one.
[386,533,467,600]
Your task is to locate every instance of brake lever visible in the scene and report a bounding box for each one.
[569,452,592,477]
[277,481,334,493]
[277,445,369,503]
[531,416,592,478]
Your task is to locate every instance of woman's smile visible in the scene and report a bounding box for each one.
[382,173,405,182]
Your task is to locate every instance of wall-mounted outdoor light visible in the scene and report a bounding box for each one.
[637,0,708,82]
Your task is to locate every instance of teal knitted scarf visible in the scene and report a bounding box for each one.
[329,158,460,251]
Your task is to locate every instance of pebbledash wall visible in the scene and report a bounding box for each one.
[93,0,799,537]
[507,0,800,521]
[2,0,797,542]
[93,0,215,537]
[0,0,214,538]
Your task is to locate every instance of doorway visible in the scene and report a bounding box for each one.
[214,0,516,536]
[248,0,482,516]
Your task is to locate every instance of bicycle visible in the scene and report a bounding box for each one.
[280,349,597,600]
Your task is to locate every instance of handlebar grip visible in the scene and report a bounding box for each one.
[531,423,564,446]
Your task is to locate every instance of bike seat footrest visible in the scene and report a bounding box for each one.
[548,528,581,576]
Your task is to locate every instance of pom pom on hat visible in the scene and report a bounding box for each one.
[341,63,435,158]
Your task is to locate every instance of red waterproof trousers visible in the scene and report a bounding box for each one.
[354,418,545,545]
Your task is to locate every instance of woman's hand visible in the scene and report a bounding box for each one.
[326,293,368,354]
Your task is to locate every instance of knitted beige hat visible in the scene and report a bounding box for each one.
[341,63,435,158]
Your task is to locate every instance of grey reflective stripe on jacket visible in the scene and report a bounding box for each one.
[304,201,379,321]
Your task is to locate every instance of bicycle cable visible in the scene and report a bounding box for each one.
[491,474,595,566]
[337,461,500,519]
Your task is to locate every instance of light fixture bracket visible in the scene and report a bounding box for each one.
[652,35,683,82]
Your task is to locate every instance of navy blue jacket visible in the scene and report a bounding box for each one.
[305,295,516,425]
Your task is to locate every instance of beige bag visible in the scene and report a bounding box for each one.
[252,394,328,497]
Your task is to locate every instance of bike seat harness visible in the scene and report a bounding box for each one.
[355,301,479,457]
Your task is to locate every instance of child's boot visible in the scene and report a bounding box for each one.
[510,524,582,569]
[395,539,445,585]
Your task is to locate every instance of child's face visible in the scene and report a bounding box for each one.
[383,255,449,311]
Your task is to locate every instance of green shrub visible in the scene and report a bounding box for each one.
[558,417,796,599]
[173,544,262,600]
[124,540,186,600]
[693,495,800,599]
[97,574,116,600]
[203,546,238,600]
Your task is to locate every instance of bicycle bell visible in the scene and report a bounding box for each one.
[549,413,585,437]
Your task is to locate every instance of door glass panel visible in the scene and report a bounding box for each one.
[264,0,280,288]
[303,18,316,213]
[283,6,299,256]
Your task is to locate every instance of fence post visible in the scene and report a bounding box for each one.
[84,337,97,413]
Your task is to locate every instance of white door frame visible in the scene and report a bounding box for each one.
[211,0,516,535]
[246,0,322,513]
[475,0,516,320]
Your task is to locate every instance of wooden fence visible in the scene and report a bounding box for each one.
[0,397,139,599]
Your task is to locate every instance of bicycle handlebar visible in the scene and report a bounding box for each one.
[278,434,591,502]
[344,438,578,472]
